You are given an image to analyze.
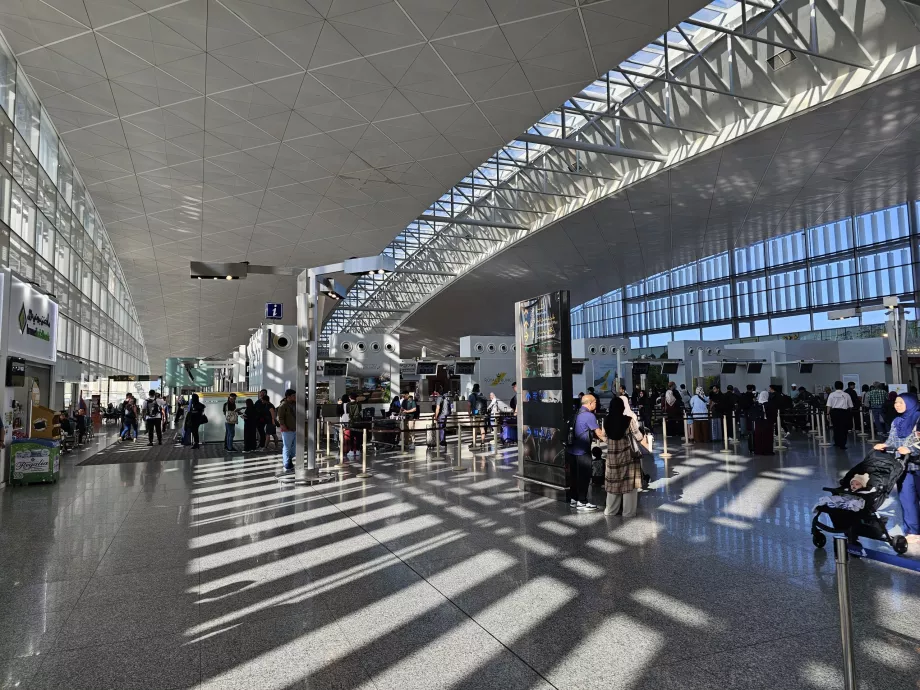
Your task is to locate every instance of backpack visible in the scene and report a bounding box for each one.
[747,403,766,421]
[346,402,361,420]
[225,407,239,424]
[145,400,161,419]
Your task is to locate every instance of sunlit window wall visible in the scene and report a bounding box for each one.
[0,33,148,375]
[572,204,917,348]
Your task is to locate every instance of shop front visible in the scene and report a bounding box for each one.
[2,274,61,484]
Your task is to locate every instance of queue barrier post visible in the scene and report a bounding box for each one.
[435,419,441,459]
[400,418,405,454]
[452,422,467,472]
[660,417,672,459]
[731,412,740,446]
[819,410,832,448]
[810,407,818,436]
[857,409,868,438]
[774,411,785,452]
[681,409,690,447]
[834,536,858,690]
[357,428,371,478]
[720,415,732,454]
[493,416,499,452]
[325,419,331,456]
[868,410,879,443]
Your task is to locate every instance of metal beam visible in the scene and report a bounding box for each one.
[516,133,666,163]
[416,214,524,230]
[608,69,784,106]
[685,18,874,70]
[396,269,457,277]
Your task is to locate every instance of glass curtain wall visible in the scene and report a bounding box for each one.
[571,204,917,347]
[0,34,148,375]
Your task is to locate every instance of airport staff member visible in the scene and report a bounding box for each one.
[826,381,854,450]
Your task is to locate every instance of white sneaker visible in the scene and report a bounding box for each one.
[570,499,578,507]
[581,503,599,512]
[346,451,354,458]
[783,431,791,439]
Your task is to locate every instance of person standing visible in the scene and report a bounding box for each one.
[242,398,258,453]
[276,389,297,476]
[510,382,517,416]
[664,383,681,436]
[120,394,138,442]
[867,383,887,436]
[223,393,238,452]
[400,391,417,450]
[143,389,163,446]
[253,392,267,449]
[846,381,862,434]
[827,381,854,450]
[435,392,453,446]
[184,393,206,449]
[751,391,774,455]
[175,394,186,427]
[602,396,646,517]
[259,390,277,451]
[566,394,606,511]
[689,387,711,442]
[877,393,920,545]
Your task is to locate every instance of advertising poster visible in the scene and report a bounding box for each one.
[515,291,572,488]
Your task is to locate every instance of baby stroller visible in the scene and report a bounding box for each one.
[811,449,909,554]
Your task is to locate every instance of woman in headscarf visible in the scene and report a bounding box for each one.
[752,390,775,456]
[602,396,646,517]
[184,393,206,449]
[873,393,920,544]
[663,384,681,436]
[689,386,711,443]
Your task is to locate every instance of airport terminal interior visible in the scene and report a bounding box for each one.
[5,0,920,688]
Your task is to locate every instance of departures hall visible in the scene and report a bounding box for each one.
[5,0,920,688]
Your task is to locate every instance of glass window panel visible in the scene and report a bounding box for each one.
[859,258,913,299]
[736,275,767,317]
[625,280,644,298]
[9,181,35,246]
[0,219,8,265]
[12,131,37,197]
[81,260,92,296]
[648,332,671,346]
[734,241,765,274]
[38,108,58,180]
[0,107,12,171]
[57,148,73,205]
[9,233,34,279]
[702,323,732,340]
[768,268,807,312]
[646,271,669,294]
[34,210,53,262]
[807,218,853,256]
[71,224,84,259]
[70,252,82,289]
[810,258,856,306]
[737,322,751,338]
[0,35,15,116]
[698,253,729,282]
[34,256,53,293]
[54,237,70,278]
[771,314,811,335]
[766,231,805,267]
[626,301,646,332]
[56,198,71,244]
[71,173,85,220]
[671,262,697,288]
[13,69,39,153]
[858,205,909,246]
[672,289,699,327]
[36,167,55,219]
[673,328,700,341]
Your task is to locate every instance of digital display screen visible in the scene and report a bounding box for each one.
[518,291,572,487]
[632,362,649,375]
[323,362,348,377]
[416,361,438,376]
[571,361,585,375]
[799,362,814,374]
[455,361,477,376]
[661,362,679,374]
[6,358,24,387]
[721,362,737,374]
[747,362,763,374]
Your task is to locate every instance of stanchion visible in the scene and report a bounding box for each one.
[819,411,832,448]
[868,411,879,443]
[357,429,371,478]
[773,411,785,451]
[331,424,346,470]
[834,537,858,690]
[660,417,672,459]
[493,417,500,456]
[810,407,819,436]
[680,410,691,447]
[857,409,867,438]
[730,413,740,446]
[325,419,331,456]
[452,425,467,473]
[400,418,406,454]
[435,419,441,459]
[720,415,732,454]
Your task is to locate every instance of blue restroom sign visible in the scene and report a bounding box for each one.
[265,303,283,320]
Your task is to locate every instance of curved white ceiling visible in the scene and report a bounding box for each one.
[1,0,707,365]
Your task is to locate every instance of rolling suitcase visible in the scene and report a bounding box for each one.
[501,419,517,445]
[426,422,439,447]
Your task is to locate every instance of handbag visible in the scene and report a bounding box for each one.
[628,431,643,459]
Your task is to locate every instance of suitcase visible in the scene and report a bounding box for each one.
[426,426,439,447]
[501,419,517,444]
[180,428,191,446]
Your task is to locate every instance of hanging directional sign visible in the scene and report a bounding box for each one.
[265,303,283,320]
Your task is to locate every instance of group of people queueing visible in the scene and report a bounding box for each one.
[568,392,648,516]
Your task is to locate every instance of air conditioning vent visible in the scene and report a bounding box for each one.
[475,343,484,353]
[599,346,607,354]
[371,341,380,352]
[589,345,597,355]
[499,343,508,353]
[356,342,366,353]
[384,342,396,352]
[341,341,352,353]
[767,49,797,71]
[487,343,496,353]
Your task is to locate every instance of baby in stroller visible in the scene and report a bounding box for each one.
[811,393,920,555]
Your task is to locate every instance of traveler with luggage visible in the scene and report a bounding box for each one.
[143,390,163,445]
[434,393,453,446]
[223,393,238,452]
[184,394,206,450]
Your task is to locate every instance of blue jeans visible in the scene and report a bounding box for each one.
[901,470,920,535]
[281,431,296,470]
[225,423,236,450]
[121,420,133,439]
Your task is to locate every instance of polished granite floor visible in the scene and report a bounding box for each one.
[1,425,919,690]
